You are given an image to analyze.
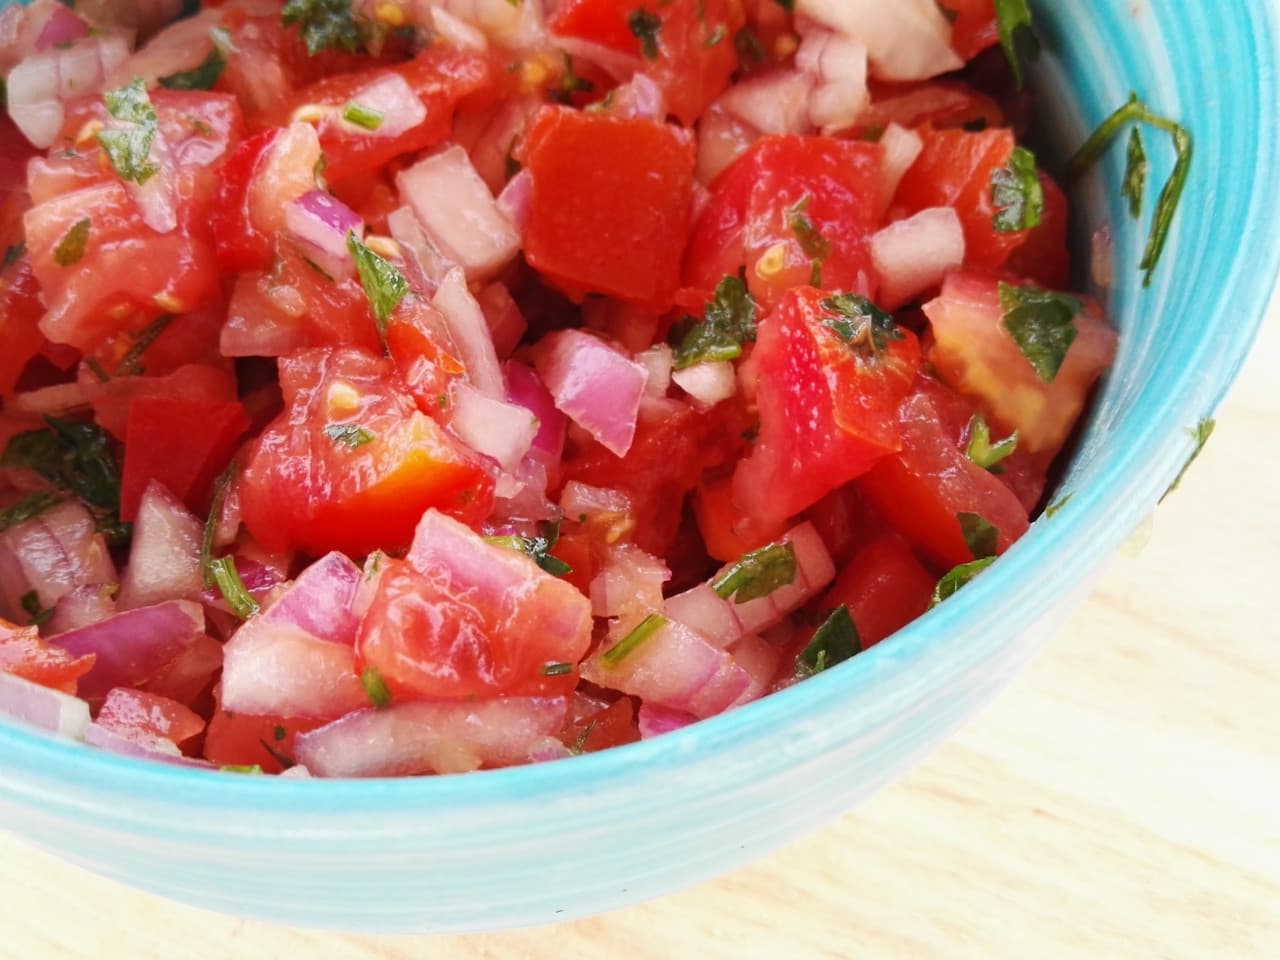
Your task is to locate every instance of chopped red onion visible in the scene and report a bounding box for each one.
[533,330,649,458]
[117,481,203,611]
[83,722,214,767]
[526,735,572,763]
[430,7,487,51]
[871,206,966,309]
[7,33,129,148]
[634,345,673,400]
[716,69,814,136]
[34,4,88,52]
[398,146,520,281]
[0,501,116,624]
[503,360,566,467]
[285,189,365,280]
[637,703,697,740]
[45,584,118,636]
[334,72,426,138]
[696,107,758,184]
[495,168,532,235]
[796,0,962,82]
[441,0,547,50]
[140,632,222,706]
[796,27,869,134]
[77,0,184,39]
[726,633,782,706]
[448,383,539,472]
[453,94,541,193]
[432,268,506,398]
[294,696,569,777]
[589,544,670,619]
[552,34,641,82]
[877,122,924,215]
[663,583,742,649]
[671,360,736,408]
[0,670,90,739]
[220,622,368,720]
[1092,224,1115,289]
[387,204,451,295]
[257,551,364,646]
[609,73,666,120]
[476,282,527,359]
[559,481,632,520]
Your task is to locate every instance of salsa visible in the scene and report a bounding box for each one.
[0,0,1178,777]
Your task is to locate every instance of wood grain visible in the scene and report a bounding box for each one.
[0,314,1276,959]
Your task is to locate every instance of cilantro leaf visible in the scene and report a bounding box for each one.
[114,315,175,377]
[282,0,363,55]
[1163,418,1215,499]
[541,662,573,677]
[323,423,377,448]
[990,145,1044,233]
[711,541,797,605]
[348,231,408,334]
[208,555,260,619]
[930,556,997,609]
[673,274,758,370]
[221,764,265,775]
[342,100,384,130]
[786,194,832,262]
[159,47,227,91]
[795,605,860,678]
[957,512,1000,560]
[53,218,91,267]
[993,0,1040,90]
[97,80,160,185]
[1122,126,1148,219]
[1043,492,1073,518]
[484,524,574,577]
[19,589,54,628]
[966,415,1018,473]
[998,281,1081,383]
[201,462,237,588]
[602,613,668,667]
[628,8,662,60]
[820,294,904,356]
[361,665,392,708]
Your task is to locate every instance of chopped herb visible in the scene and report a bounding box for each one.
[993,0,1039,90]
[998,281,1081,383]
[221,764,265,775]
[1044,492,1073,518]
[786,195,832,262]
[4,241,26,270]
[820,294,904,356]
[97,80,160,185]
[809,259,823,287]
[282,0,363,55]
[553,55,595,104]
[773,0,794,10]
[1122,127,1148,219]
[957,512,999,560]
[361,665,392,708]
[341,100,384,130]
[115,314,175,377]
[201,462,236,588]
[323,423,376,448]
[541,662,574,677]
[966,415,1018,473]
[484,521,573,577]
[19,590,54,628]
[929,556,997,608]
[990,145,1043,233]
[1066,92,1193,287]
[208,555,260,619]
[569,719,597,755]
[53,217,91,267]
[0,491,63,533]
[628,8,662,60]
[348,231,408,335]
[1,418,129,547]
[795,606,860,678]
[159,47,227,90]
[711,541,797,605]
[84,358,109,383]
[273,724,288,742]
[1163,418,1215,498]
[257,736,297,770]
[672,274,759,370]
[602,613,668,667]
[734,26,765,65]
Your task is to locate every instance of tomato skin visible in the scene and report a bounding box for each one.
[893,126,1029,272]
[121,397,250,522]
[239,348,494,557]
[0,255,50,397]
[521,106,696,308]
[859,81,1005,133]
[86,362,239,440]
[560,692,640,753]
[0,619,96,696]
[945,0,1000,62]
[203,705,327,774]
[384,300,466,416]
[732,287,922,528]
[821,534,935,648]
[684,136,883,309]
[211,128,284,274]
[693,471,785,563]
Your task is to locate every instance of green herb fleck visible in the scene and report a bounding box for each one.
[569,719,597,755]
[115,314,175,377]
[257,737,297,770]
[734,26,764,65]
[673,274,759,370]
[786,195,832,262]
[484,521,573,577]
[348,231,408,335]
[1163,418,1215,499]
[711,541,797,605]
[201,462,236,588]
[993,0,1039,90]
[159,47,227,90]
[282,0,363,55]
[990,145,1043,233]
[602,613,668,667]
[773,0,794,9]
[361,665,392,708]
[53,217,91,267]
[221,764,265,775]
[3,242,24,270]
[957,512,1000,560]
[966,415,1018,473]
[1122,126,1148,219]
[0,491,63,533]
[541,662,574,677]
[323,423,376,448]
[208,555,260,619]
[998,282,1081,383]
[342,100,384,131]
[19,590,54,628]
[1044,492,1073,518]
[628,8,662,60]
[821,294,904,356]
[273,724,288,742]
[552,55,595,104]
[795,605,860,678]
[930,557,997,608]
[97,80,160,185]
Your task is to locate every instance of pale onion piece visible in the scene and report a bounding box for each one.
[527,735,572,763]
[45,584,118,635]
[664,583,742,649]
[105,9,220,88]
[716,69,813,136]
[727,633,783,707]
[696,107,758,185]
[609,73,666,121]
[6,52,65,147]
[0,501,116,622]
[335,72,427,138]
[34,1,89,51]
[551,34,642,82]
[430,6,488,51]
[795,0,962,82]
[453,94,540,194]
[387,204,452,294]
[0,671,90,739]
[871,206,965,309]
[637,703,697,740]
[9,381,88,416]
[877,122,924,214]
[533,329,648,458]
[117,481,203,610]
[589,543,670,619]
[503,360,566,466]
[559,481,633,520]
[448,383,538,472]
[442,0,547,51]
[495,168,532,235]
[83,723,214,767]
[432,267,506,397]
[398,146,520,281]
[285,189,364,280]
[796,27,869,134]
[477,282,527,359]
[220,622,368,720]
[634,345,674,400]
[278,764,313,779]
[294,696,569,777]
[257,551,364,646]
[672,361,736,407]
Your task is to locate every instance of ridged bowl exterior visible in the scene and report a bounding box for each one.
[0,0,1276,933]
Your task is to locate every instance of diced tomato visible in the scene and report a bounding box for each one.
[821,534,936,647]
[893,126,1031,273]
[384,299,467,416]
[96,687,206,750]
[86,362,239,439]
[732,287,922,528]
[946,0,999,62]
[560,692,640,754]
[693,471,785,563]
[857,384,1030,570]
[1005,172,1071,290]
[684,136,883,309]
[521,106,696,307]
[923,271,1119,458]
[203,705,328,774]
[239,348,494,557]
[0,255,50,397]
[804,483,888,570]
[859,81,1006,134]
[0,620,96,696]
[121,397,250,521]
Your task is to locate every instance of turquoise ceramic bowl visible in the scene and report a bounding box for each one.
[0,0,1276,934]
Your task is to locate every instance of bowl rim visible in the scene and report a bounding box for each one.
[1,0,1278,821]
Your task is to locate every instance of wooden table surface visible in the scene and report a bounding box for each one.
[1,309,1277,959]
